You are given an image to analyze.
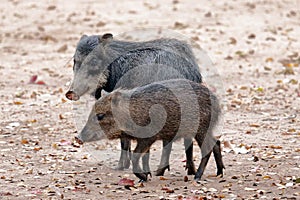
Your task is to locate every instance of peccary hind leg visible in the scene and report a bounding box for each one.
[184,138,196,175]
[116,137,131,170]
[194,147,212,181]
[213,140,225,177]
[194,137,224,181]
[132,139,155,181]
[155,140,172,176]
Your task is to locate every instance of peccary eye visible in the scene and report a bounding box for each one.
[96,113,105,121]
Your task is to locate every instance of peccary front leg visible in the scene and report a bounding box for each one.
[116,137,131,170]
[213,140,225,177]
[95,89,132,171]
[132,139,155,181]
[184,138,196,175]
[142,149,152,177]
[155,140,172,176]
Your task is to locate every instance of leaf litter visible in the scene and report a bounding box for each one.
[0,0,299,199]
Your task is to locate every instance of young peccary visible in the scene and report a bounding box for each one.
[76,79,225,181]
[66,34,202,175]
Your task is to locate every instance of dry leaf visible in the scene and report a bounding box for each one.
[34,147,42,151]
[96,21,106,27]
[264,66,271,71]
[229,37,237,45]
[59,139,71,146]
[248,33,256,39]
[28,119,37,123]
[249,124,260,128]
[118,178,134,187]
[265,57,274,62]
[174,22,188,29]
[29,75,38,83]
[161,187,174,193]
[57,44,68,53]
[36,81,46,85]
[184,176,188,182]
[263,175,272,179]
[21,139,29,144]
[59,114,64,120]
[268,145,283,149]
[47,5,56,10]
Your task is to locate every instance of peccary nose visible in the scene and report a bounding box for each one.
[75,136,84,145]
[65,91,80,101]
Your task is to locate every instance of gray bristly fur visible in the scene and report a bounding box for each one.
[68,34,202,98]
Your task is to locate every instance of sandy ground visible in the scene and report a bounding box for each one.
[0,0,300,199]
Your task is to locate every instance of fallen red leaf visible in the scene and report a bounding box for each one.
[118,178,134,186]
[29,75,38,83]
[36,80,46,85]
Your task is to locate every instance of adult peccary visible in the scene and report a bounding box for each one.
[76,79,225,181]
[66,33,202,175]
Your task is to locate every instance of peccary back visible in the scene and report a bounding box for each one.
[103,48,202,92]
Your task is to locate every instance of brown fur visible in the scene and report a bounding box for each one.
[84,79,224,181]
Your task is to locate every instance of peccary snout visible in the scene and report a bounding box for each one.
[74,136,84,145]
[65,91,80,101]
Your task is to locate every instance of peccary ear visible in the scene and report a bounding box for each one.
[111,91,122,107]
[80,34,88,41]
[98,33,113,44]
[102,33,113,40]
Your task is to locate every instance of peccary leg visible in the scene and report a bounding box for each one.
[155,140,172,176]
[213,140,225,177]
[194,135,213,181]
[142,149,152,177]
[132,139,155,181]
[194,149,212,181]
[116,137,131,170]
[184,138,196,175]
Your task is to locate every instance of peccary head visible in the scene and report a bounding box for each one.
[66,33,114,101]
[75,91,124,144]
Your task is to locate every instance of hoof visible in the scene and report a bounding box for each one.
[186,161,196,175]
[193,178,202,184]
[186,164,196,175]
[217,170,224,177]
[194,171,203,181]
[116,158,131,170]
[217,165,225,177]
[138,179,145,183]
[134,172,149,182]
[187,168,196,175]
[155,165,170,176]
[123,159,130,169]
[147,171,152,178]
